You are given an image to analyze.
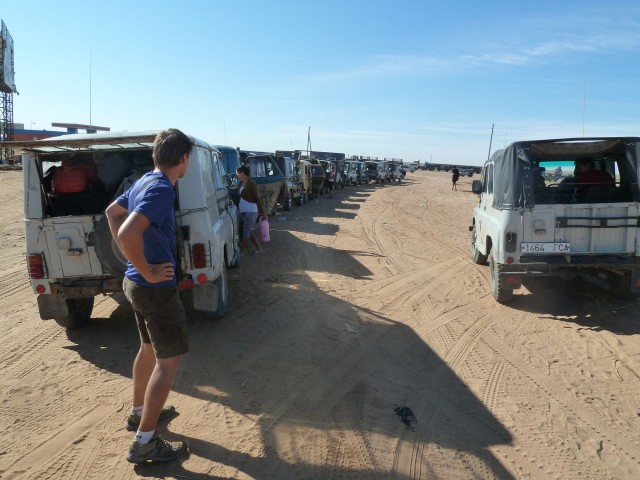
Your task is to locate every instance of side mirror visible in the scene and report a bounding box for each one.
[471,179,482,194]
[228,174,239,188]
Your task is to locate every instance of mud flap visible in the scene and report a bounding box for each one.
[37,294,68,320]
[191,283,219,312]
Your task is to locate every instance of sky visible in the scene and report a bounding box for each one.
[2,1,640,166]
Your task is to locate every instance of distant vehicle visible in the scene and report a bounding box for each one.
[245,154,284,215]
[459,168,474,177]
[274,155,304,209]
[353,160,367,184]
[381,161,393,182]
[214,145,241,204]
[366,160,386,183]
[344,160,359,185]
[400,165,416,176]
[296,158,314,201]
[388,162,403,182]
[309,162,326,196]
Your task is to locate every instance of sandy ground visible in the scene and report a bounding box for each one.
[2,168,640,479]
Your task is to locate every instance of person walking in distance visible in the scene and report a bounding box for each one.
[236,164,267,255]
[451,166,460,191]
[105,128,191,464]
[327,167,336,198]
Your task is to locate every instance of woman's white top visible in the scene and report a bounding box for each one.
[239,185,258,213]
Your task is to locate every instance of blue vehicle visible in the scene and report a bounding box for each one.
[214,145,241,204]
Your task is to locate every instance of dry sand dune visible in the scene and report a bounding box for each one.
[2,169,640,479]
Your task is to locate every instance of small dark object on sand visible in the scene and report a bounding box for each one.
[394,405,417,431]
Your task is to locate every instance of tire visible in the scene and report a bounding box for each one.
[94,214,127,278]
[297,193,304,206]
[470,225,488,265]
[54,298,94,329]
[214,265,229,318]
[303,192,309,203]
[489,255,513,304]
[284,195,292,211]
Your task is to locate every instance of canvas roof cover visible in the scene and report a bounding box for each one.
[488,137,640,209]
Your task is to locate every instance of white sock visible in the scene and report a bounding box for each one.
[132,406,143,416]
[135,430,155,445]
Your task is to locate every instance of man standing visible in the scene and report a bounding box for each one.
[451,166,460,191]
[105,128,192,464]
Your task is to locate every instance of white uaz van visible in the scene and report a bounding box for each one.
[470,137,640,303]
[13,131,240,328]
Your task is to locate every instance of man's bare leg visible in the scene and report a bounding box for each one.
[138,355,181,432]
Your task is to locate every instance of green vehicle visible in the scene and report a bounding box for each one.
[245,154,284,215]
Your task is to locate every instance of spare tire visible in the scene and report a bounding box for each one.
[94,214,127,278]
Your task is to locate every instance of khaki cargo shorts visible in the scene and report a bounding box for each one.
[123,277,189,359]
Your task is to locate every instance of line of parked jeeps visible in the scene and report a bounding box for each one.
[9,132,411,330]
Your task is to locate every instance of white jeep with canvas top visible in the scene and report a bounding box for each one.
[470,137,640,303]
[13,131,240,328]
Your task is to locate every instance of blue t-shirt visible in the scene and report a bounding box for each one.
[116,171,177,288]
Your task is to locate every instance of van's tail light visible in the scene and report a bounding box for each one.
[28,253,45,279]
[506,275,520,287]
[192,243,207,269]
[505,232,517,252]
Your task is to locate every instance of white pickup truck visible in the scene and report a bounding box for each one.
[12,131,240,328]
[470,136,640,303]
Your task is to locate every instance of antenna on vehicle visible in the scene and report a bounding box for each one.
[487,123,494,161]
[306,126,312,157]
[582,65,587,137]
[89,51,92,127]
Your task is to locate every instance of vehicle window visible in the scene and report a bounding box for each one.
[211,151,226,190]
[194,150,214,201]
[250,159,266,178]
[483,165,493,194]
[265,159,276,176]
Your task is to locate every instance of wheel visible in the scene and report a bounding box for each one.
[214,265,229,318]
[284,195,292,211]
[54,298,94,329]
[94,214,127,278]
[297,194,304,206]
[470,225,488,265]
[489,255,513,304]
[303,191,309,203]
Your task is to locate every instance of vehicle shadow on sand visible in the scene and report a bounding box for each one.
[510,277,640,335]
[67,230,516,479]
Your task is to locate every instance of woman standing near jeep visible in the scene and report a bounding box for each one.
[236,164,267,255]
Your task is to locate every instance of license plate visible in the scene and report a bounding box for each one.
[520,242,571,253]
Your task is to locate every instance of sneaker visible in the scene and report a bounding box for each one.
[125,405,176,432]
[126,432,187,464]
[253,249,263,255]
